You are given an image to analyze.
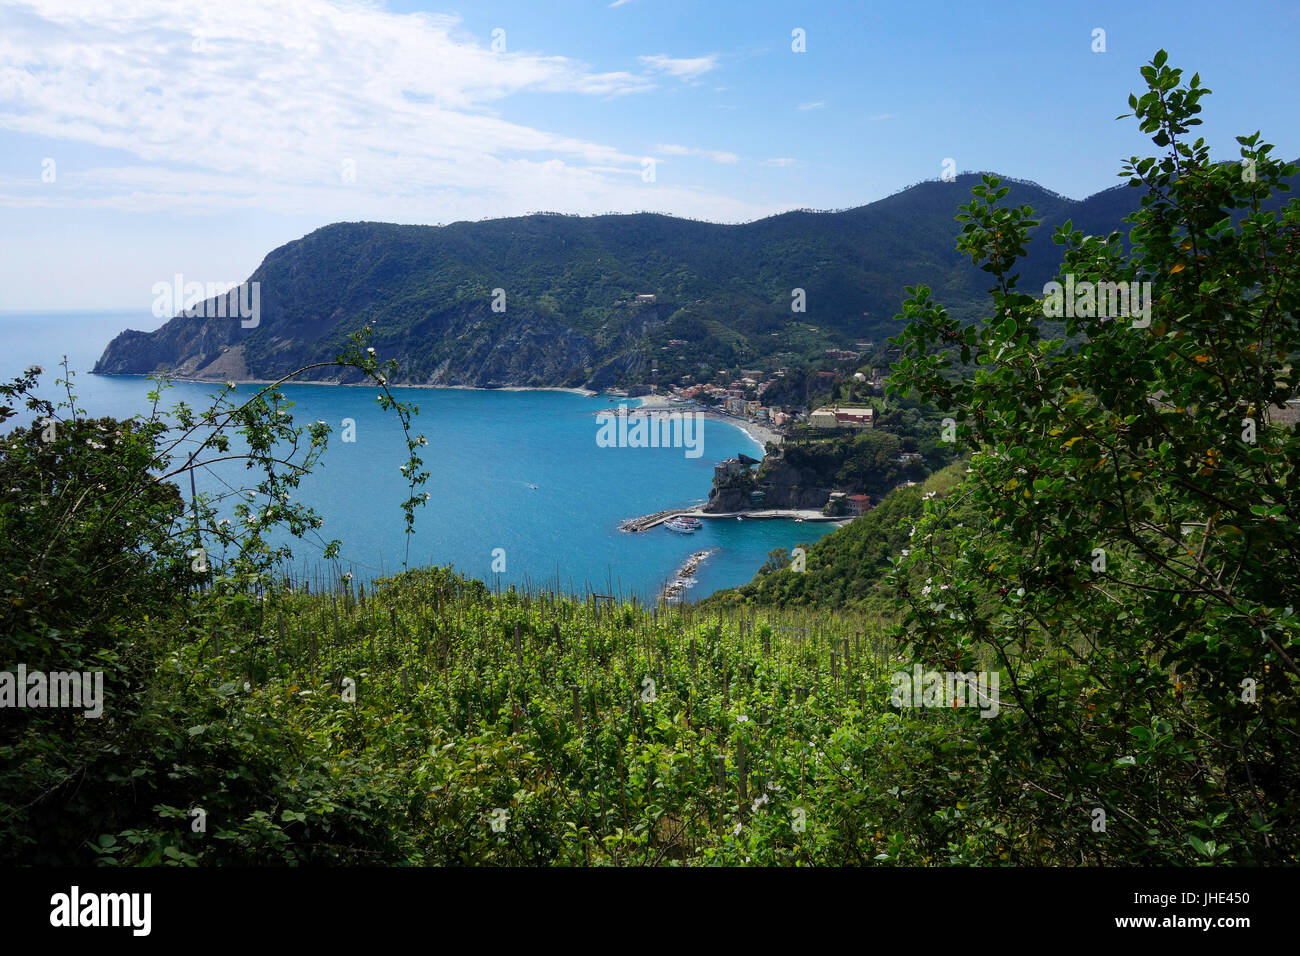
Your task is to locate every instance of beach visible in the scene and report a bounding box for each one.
[633,393,784,450]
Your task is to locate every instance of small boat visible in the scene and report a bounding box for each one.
[664,517,699,534]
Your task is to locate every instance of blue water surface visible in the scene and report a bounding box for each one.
[0,311,840,602]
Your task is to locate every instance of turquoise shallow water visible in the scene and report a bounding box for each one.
[0,311,841,602]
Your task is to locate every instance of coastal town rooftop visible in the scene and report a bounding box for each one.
[809,405,875,429]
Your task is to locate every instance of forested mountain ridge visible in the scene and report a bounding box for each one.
[94,169,1290,389]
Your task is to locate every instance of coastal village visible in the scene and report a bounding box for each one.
[603,343,950,602]
[613,344,914,517]
[643,345,887,433]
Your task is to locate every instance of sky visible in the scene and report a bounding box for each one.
[1,0,1297,311]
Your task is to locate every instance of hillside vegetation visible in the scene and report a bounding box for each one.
[710,463,967,613]
[96,162,1300,392]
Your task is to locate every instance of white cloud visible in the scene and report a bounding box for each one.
[797,101,826,110]
[638,54,719,81]
[0,1,769,222]
[655,144,740,164]
[761,158,804,168]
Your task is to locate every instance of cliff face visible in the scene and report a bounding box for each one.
[752,461,834,509]
[704,460,832,512]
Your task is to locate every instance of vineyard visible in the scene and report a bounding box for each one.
[70,567,1000,866]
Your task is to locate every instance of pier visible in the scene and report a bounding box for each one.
[620,507,850,532]
[619,509,692,532]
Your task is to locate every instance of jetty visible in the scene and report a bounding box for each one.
[620,507,850,533]
[661,548,715,603]
[620,509,692,532]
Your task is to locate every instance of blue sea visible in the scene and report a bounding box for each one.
[0,311,840,602]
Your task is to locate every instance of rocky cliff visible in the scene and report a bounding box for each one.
[704,458,832,512]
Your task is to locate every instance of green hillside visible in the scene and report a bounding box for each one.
[92,175,1152,389]
[709,462,968,613]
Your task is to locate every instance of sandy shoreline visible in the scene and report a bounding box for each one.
[631,393,784,450]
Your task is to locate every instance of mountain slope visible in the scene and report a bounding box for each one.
[93,169,1292,388]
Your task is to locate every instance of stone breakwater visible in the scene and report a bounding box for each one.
[621,508,847,532]
[661,548,715,603]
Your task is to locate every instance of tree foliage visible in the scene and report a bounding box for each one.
[887,52,1299,863]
